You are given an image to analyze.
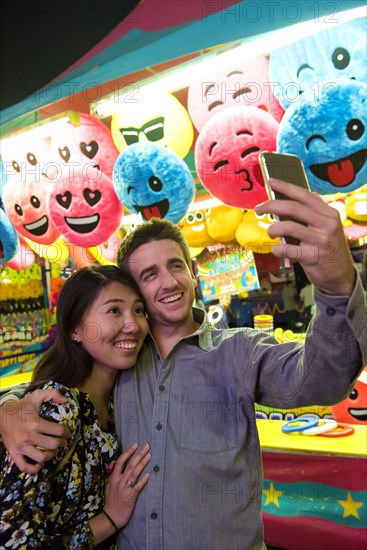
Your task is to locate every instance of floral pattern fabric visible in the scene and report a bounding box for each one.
[0,381,119,549]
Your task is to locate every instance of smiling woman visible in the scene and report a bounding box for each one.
[0,265,150,548]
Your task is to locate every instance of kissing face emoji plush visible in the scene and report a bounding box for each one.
[47,164,123,247]
[195,106,279,210]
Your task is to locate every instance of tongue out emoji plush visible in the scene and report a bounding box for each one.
[113,143,195,224]
[277,79,367,195]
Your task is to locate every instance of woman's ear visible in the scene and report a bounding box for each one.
[72,332,80,343]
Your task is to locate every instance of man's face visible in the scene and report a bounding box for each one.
[126,239,196,330]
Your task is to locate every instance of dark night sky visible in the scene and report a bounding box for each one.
[0,0,140,110]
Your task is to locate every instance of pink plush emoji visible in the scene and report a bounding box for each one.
[47,164,123,247]
[195,106,279,210]
[2,137,61,244]
[51,112,119,180]
[188,55,284,132]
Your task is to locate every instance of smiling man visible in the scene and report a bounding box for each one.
[1,180,367,550]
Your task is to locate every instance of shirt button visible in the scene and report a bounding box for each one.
[159,384,165,391]
[156,423,163,431]
[153,465,160,472]
[326,307,336,316]
[348,310,355,319]
[151,512,158,519]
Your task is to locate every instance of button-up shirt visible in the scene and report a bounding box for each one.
[115,277,366,550]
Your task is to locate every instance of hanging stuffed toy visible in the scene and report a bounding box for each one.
[51,112,119,180]
[195,105,279,210]
[47,164,123,247]
[188,54,284,131]
[332,368,367,425]
[1,201,19,264]
[1,138,61,245]
[113,143,195,224]
[111,91,194,159]
[269,17,367,109]
[206,205,244,243]
[235,209,281,254]
[277,78,367,195]
[178,209,215,248]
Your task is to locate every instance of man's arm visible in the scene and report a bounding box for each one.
[255,178,355,296]
[0,388,70,474]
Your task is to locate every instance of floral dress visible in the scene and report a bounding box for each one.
[0,381,119,549]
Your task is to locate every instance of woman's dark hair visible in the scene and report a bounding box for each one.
[26,265,144,394]
[117,218,192,273]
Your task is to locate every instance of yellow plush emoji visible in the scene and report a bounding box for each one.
[235,210,281,254]
[206,205,243,243]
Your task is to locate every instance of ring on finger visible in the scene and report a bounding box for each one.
[125,479,135,489]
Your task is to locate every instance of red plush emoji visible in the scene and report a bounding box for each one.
[188,55,284,131]
[332,368,367,424]
[51,112,119,180]
[47,164,123,247]
[195,106,279,210]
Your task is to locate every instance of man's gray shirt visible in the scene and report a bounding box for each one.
[114,276,366,550]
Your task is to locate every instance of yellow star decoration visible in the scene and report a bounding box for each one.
[263,482,283,507]
[337,491,364,520]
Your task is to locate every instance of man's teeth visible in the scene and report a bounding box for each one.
[115,341,137,349]
[161,293,182,303]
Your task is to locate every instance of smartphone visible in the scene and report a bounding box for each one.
[259,151,311,245]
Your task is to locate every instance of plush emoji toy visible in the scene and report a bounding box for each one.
[188,55,284,131]
[111,92,194,159]
[345,185,367,224]
[332,368,367,424]
[195,105,279,210]
[1,202,19,263]
[2,138,61,245]
[88,229,125,265]
[113,143,195,224]
[5,238,35,270]
[235,209,281,253]
[47,164,123,247]
[270,17,367,109]
[51,112,119,180]
[206,205,244,243]
[277,79,367,195]
[179,209,215,248]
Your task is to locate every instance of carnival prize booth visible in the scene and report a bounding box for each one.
[1,1,366,547]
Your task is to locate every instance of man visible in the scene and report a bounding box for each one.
[1,179,366,549]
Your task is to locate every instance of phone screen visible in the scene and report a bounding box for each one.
[259,152,310,245]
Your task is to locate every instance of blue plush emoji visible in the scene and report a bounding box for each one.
[113,143,195,223]
[270,18,367,109]
[1,163,19,263]
[277,79,367,195]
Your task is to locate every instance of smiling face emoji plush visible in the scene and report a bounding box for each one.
[277,79,367,195]
[195,105,279,210]
[235,209,281,254]
[47,164,123,247]
[332,369,367,424]
[113,143,195,224]
[1,137,61,244]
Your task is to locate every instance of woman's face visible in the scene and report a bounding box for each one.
[73,281,149,373]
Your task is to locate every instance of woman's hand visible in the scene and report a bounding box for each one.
[103,443,151,529]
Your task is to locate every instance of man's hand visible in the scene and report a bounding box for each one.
[0,389,71,474]
[255,179,355,296]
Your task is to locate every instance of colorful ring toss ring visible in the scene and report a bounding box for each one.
[301,418,338,436]
[281,416,319,434]
[320,422,355,437]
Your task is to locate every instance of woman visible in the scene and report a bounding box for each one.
[0,265,150,548]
